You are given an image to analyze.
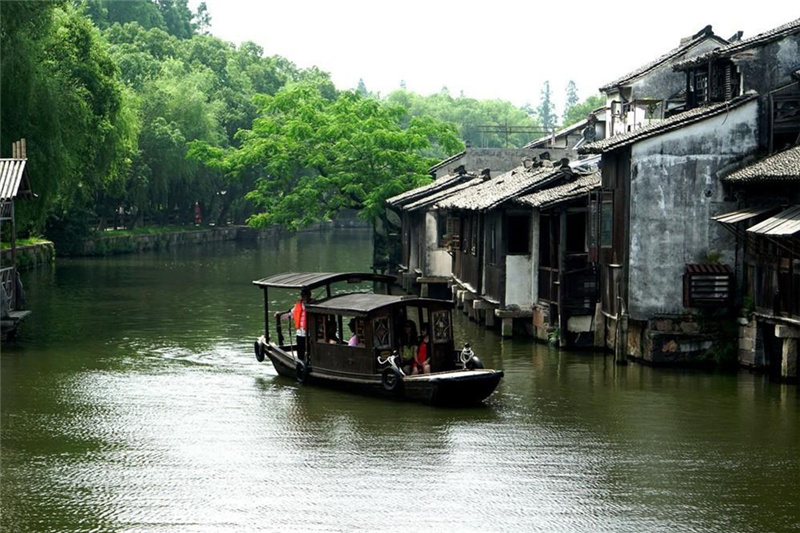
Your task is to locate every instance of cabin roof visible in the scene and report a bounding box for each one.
[252,272,395,290]
[515,172,601,208]
[437,166,559,212]
[0,159,34,201]
[306,293,441,315]
[600,26,727,92]
[673,18,800,70]
[386,171,476,208]
[579,93,758,154]
[722,145,800,183]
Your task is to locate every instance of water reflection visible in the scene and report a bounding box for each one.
[2,229,799,533]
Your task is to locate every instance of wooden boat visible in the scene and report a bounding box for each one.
[252,272,503,406]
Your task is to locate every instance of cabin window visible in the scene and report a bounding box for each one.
[431,310,452,344]
[601,193,613,248]
[343,316,365,347]
[317,315,339,344]
[315,316,326,343]
[372,316,391,349]
[507,214,531,255]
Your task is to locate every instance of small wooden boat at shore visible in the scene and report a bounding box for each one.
[252,272,503,406]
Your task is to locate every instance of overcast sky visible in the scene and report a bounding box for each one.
[190,0,796,112]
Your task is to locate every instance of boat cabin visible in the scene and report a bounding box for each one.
[305,293,456,375]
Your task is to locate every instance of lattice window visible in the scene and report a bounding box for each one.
[372,316,391,349]
[432,310,452,344]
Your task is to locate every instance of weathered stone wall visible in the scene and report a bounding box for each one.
[627,99,759,318]
[737,32,800,148]
[0,242,56,270]
[630,39,724,102]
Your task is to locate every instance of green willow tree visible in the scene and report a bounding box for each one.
[1,1,138,238]
[191,82,462,264]
[212,83,462,228]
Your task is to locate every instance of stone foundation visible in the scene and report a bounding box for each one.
[1,242,55,270]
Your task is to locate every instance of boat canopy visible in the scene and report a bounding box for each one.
[306,293,447,317]
[252,272,395,290]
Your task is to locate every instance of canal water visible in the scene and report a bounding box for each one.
[2,228,798,533]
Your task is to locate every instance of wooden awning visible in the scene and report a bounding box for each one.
[747,206,800,236]
[711,206,781,225]
[0,159,34,201]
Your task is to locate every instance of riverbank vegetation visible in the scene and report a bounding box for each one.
[1,0,601,252]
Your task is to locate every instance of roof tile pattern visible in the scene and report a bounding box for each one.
[723,145,800,183]
[673,18,800,70]
[515,172,601,208]
[579,93,758,154]
[405,177,484,211]
[437,166,558,211]
[386,172,473,208]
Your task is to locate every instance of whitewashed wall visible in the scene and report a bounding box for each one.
[627,100,758,318]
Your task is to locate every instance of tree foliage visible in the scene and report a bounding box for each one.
[1,0,558,248]
[195,83,462,230]
[563,94,605,128]
[383,88,541,152]
[537,81,557,132]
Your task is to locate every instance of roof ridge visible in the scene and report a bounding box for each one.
[579,93,758,154]
[600,29,727,92]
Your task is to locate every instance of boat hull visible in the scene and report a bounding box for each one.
[256,337,502,406]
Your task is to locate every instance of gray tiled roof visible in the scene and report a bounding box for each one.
[723,145,800,183]
[386,172,474,208]
[428,150,466,173]
[405,177,484,212]
[600,27,727,92]
[579,93,758,154]
[437,166,558,212]
[523,119,589,149]
[673,18,800,70]
[515,172,601,208]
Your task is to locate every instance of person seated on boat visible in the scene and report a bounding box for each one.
[325,315,339,344]
[274,288,310,359]
[413,324,431,375]
[347,318,359,347]
[397,320,418,375]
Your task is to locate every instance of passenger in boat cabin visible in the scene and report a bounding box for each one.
[347,318,359,347]
[413,324,431,375]
[398,320,418,375]
[325,315,339,344]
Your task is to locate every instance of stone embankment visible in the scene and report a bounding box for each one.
[1,242,56,270]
